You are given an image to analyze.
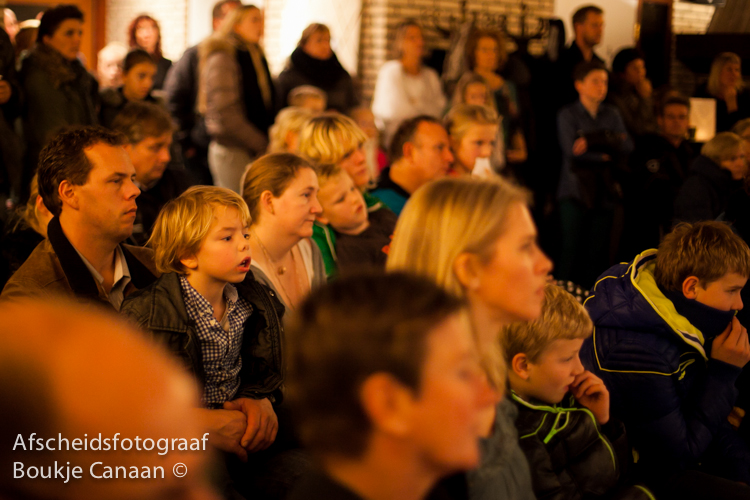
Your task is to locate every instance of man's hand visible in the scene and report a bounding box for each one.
[573,137,588,156]
[571,370,610,425]
[193,408,248,461]
[711,317,750,368]
[224,397,278,453]
[0,80,11,105]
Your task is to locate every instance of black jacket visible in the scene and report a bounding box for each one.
[120,271,286,404]
[275,48,358,113]
[512,392,651,500]
[673,155,742,225]
[21,44,98,171]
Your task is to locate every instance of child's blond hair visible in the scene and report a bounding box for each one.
[268,106,315,154]
[444,103,499,145]
[148,186,251,274]
[288,85,327,108]
[314,162,345,189]
[502,284,593,364]
[298,113,368,165]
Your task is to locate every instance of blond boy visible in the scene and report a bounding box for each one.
[312,164,396,276]
[501,284,643,499]
[121,186,283,460]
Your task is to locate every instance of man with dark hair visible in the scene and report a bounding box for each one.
[164,0,241,185]
[620,93,694,257]
[371,116,453,215]
[112,101,194,245]
[1,126,157,309]
[0,298,219,500]
[557,4,605,106]
[286,272,495,500]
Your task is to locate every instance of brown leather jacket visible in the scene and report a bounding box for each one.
[1,217,158,309]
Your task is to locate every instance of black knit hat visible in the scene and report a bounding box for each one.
[612,47,645,75]
[37,5,83,43]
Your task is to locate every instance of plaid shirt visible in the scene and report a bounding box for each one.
[179,275,253,406]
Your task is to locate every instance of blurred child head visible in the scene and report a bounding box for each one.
[452,72,495,111]
[503,283,592,404]
[573,60,608,106]
[268,106,315,154]
[121,48,157,101]
[314,163,368,235]
[288,85,327,112]
[444,104,498,173]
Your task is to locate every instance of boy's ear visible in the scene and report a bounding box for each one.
[574,80,583,94]
[180,253,199,272]
[511,353,531,380]
[682,276,701,299]
[359,372,414,438]
[260,190,275,216]
[453,252,482,291]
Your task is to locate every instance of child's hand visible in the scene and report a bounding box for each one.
[711,317,750,368]
[573,137,588,156]
[571,371,610,425]
[224,397,278,453]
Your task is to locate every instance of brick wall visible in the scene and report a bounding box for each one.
[105,0,188,63]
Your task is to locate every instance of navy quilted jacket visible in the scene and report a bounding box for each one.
[579,250,750,485]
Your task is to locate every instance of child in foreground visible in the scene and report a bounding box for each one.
[286,272,496,500]
[502,283,653,500]
[313,163,397,276]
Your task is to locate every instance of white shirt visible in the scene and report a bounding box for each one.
[371,60,447,148]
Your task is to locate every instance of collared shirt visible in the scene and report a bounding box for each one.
[74,245,131,310]
[179,275,253,406]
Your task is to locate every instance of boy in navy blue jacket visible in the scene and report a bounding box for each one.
[580,221,750,498]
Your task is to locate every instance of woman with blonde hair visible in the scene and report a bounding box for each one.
[276,23,358,113]
[444,104,501,177]
[297,113,372,192]
[696,52,750,132]
[199,4,275,192]
[268,106,315,154]
[242,153,326,312]
[387,176,551,500]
